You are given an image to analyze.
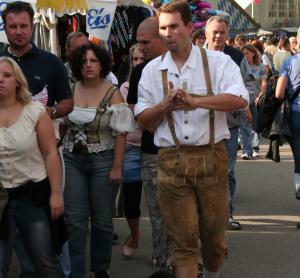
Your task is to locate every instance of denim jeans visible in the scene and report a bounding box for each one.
[289,111,300,173]
[240,103,258,156]
[141,153,171,268]
[225,127,239,217]
[63,150,118,278]
[0,229,37,278]
[0,196,63,278]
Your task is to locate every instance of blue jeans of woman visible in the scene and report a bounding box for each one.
[0,189,64,278]
[289,111,300,173]
[63,150,118,278]
[240,103,258,156]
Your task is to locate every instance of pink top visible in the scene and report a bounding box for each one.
[120,81,142,147]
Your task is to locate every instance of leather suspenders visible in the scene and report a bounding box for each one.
[161,47,215,149]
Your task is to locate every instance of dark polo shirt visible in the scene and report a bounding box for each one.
[127,61,158,155]
[1,44,72,106]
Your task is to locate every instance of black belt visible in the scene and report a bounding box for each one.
[72,142,89,155]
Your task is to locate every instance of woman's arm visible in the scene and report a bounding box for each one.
[255,78,267,105]
[275,76,288,100]
[110,133,126,184]
[36,113,64,219]
[109,89,129,184]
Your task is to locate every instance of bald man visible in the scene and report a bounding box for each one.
[126,17,171,269]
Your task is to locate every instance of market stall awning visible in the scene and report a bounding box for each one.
[36,0,88,13]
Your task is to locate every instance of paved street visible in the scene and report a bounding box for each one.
[8,142,300,278]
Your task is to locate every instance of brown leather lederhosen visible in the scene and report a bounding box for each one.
[157,48,229,267]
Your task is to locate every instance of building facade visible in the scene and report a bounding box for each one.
[237,0,300,30]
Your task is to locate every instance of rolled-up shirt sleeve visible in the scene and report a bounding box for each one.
[218,55,249,103]
[134,67,158,117]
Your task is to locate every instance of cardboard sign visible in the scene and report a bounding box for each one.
[86,0,117,41]
[0,0,36,43]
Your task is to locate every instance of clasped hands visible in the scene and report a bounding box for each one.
[161,81,197,111]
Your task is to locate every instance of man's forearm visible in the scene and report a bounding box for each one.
[54,99,74,118]
[193,94,248,111]
[137,102,168,130]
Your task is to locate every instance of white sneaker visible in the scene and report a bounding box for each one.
[241,153,252,160]
[253,150,259,157]
[295,173,300,200]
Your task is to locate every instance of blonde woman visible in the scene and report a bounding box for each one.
[119,44,145,258]
[0,57,64,277]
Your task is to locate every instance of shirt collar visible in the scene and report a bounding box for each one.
[7,43,37,58]
[158,43,198,74]
[204,43,226,52]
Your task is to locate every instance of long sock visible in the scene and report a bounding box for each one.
[203,268,220,278]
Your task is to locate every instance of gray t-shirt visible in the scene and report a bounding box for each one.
[244,63,267,103]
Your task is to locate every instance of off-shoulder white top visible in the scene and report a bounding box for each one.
[0,101,47,189]
[63,103,135,153]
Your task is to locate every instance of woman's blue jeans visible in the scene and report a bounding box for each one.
[0,196,64,278]
[63,150,119,278]
[240,103,258,156]
[289,111,300,173]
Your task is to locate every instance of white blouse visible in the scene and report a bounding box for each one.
[64,103,135,153]
[0,101,47,189]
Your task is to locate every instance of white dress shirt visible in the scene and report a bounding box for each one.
[134,45,249,147]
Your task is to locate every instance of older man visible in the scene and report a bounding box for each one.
[205,15,252,230]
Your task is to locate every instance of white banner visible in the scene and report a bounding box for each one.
[235,0,252,9]
[0,0,36,43]
[86,0,117,41]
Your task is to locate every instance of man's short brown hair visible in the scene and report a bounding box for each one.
[159,0,192,26]
[2,1,34,26]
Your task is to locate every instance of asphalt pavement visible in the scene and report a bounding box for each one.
[8,142,300,278]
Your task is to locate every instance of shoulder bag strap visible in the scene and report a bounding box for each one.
[199,47,215,147]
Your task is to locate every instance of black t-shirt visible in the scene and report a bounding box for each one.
[127,60,158,154]
[1,44,72,106]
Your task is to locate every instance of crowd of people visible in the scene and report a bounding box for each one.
[0,1,300,278]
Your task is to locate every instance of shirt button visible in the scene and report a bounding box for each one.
[184,120,188,124]
[184,136,189,140]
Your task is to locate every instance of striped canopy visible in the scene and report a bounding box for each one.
[36,0,88,12]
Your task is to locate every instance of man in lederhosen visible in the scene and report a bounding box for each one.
[134,1,248,278]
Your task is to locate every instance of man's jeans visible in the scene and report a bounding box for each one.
[289,111,300,174]
[0,198,63,278]
[64,150,118,278]
[225,127,239,217]
[141,153,171,267]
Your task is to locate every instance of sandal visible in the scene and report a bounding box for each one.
[122,235,138,259]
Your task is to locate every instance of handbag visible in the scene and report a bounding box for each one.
[256,90,282,134]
